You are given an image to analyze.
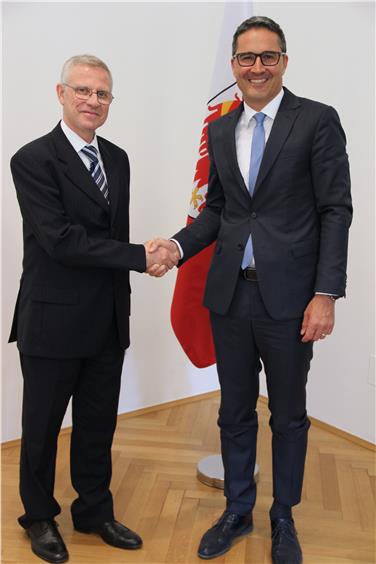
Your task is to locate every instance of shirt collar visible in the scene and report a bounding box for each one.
[60,120,99,153]
[243,89,284,124]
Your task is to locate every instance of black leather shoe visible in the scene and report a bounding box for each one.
[197,510,253,559]
[75,519,142,549]
[271,518,303,564]
[26,520,68,563]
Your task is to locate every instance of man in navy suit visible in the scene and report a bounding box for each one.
[10,54,178,563]
[152,16,352,563]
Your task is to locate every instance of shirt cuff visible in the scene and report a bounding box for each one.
[170,238,183,259]
[315,292,338,300]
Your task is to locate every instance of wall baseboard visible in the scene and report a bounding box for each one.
[2,391,375,452]
[257,396,375,451]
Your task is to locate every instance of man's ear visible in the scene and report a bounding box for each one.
[56,83,65,105]
[282,54,288,75]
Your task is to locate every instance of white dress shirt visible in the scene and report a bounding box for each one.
[235,89,284,191]
[235,90,284,266]
[60,120,107,182]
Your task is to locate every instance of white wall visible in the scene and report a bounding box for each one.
[2,2,374,444]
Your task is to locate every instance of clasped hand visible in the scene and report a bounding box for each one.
[143,238,180,277]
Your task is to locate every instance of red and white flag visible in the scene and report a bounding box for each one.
[171,2,252,368]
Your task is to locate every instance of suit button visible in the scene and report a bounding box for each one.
[237,243,244,250]
[251,212,257,218]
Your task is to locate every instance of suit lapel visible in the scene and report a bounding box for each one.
[222,104,249,197]
[253,88,301,195]
[99,139,120,226]
[51,124,110,214]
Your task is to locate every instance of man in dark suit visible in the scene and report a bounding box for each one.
[10,54,177,563]
[151,16,352,563]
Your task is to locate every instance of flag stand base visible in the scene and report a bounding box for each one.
[197,454,259,489]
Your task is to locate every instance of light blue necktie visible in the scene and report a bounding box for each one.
[241,112,266,269]
[81,145,109,204]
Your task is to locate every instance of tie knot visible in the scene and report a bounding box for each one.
[254,112,266,125]
[81,145,98,163]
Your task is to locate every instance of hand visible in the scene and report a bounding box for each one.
[300,295,335,343]
[143,238,180,277]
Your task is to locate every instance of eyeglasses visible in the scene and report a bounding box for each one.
[63,83,114,105]
[233,51,286,67]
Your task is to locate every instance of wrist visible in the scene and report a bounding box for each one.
[317,294,337,303]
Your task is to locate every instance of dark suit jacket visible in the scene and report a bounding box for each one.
[173,88,352,319]
[9,122,146,358]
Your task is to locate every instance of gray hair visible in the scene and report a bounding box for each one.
[60,54,113,90]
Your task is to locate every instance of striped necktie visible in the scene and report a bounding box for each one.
[81,145,109,203]
[241,112,266,269]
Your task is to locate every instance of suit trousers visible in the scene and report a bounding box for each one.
[210,276,313,516]
[18,318,124,530]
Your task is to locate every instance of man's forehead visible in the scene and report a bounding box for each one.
[237,28,280,47]
[67,64,110,82]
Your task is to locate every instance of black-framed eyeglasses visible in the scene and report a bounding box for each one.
[63,83,114,105]
[233,51,286,67]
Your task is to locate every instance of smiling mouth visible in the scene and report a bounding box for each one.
[248,78,268,84]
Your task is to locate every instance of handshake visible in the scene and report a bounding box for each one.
[143,238,181,278]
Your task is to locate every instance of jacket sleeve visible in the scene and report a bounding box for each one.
[172,125,224,262]
[11,148,146,272]
[311,106,352,295]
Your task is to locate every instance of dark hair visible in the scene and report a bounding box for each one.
[232,16,287,56]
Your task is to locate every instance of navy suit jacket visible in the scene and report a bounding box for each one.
[173,88,352,319]
[9,123,146,357]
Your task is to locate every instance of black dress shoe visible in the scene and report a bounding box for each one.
[75,519,142,549]
[197,510,253,560]
[271,518,303,564]
[26,520,69,563]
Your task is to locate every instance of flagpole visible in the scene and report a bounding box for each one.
[169,0,260,491]
[195,0,260,490]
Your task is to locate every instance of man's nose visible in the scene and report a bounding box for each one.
[253,56,266,72]
[86,92,100,106]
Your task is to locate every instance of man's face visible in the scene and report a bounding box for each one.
[56,64,112,142]
[231,27,288,111]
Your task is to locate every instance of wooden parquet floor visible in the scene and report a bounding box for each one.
[1,393,375,563]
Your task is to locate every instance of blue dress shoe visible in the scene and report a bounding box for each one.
[75,519,142,549]
[198,510,253,560]
[26,520,68,563]
[271,518,303,564]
